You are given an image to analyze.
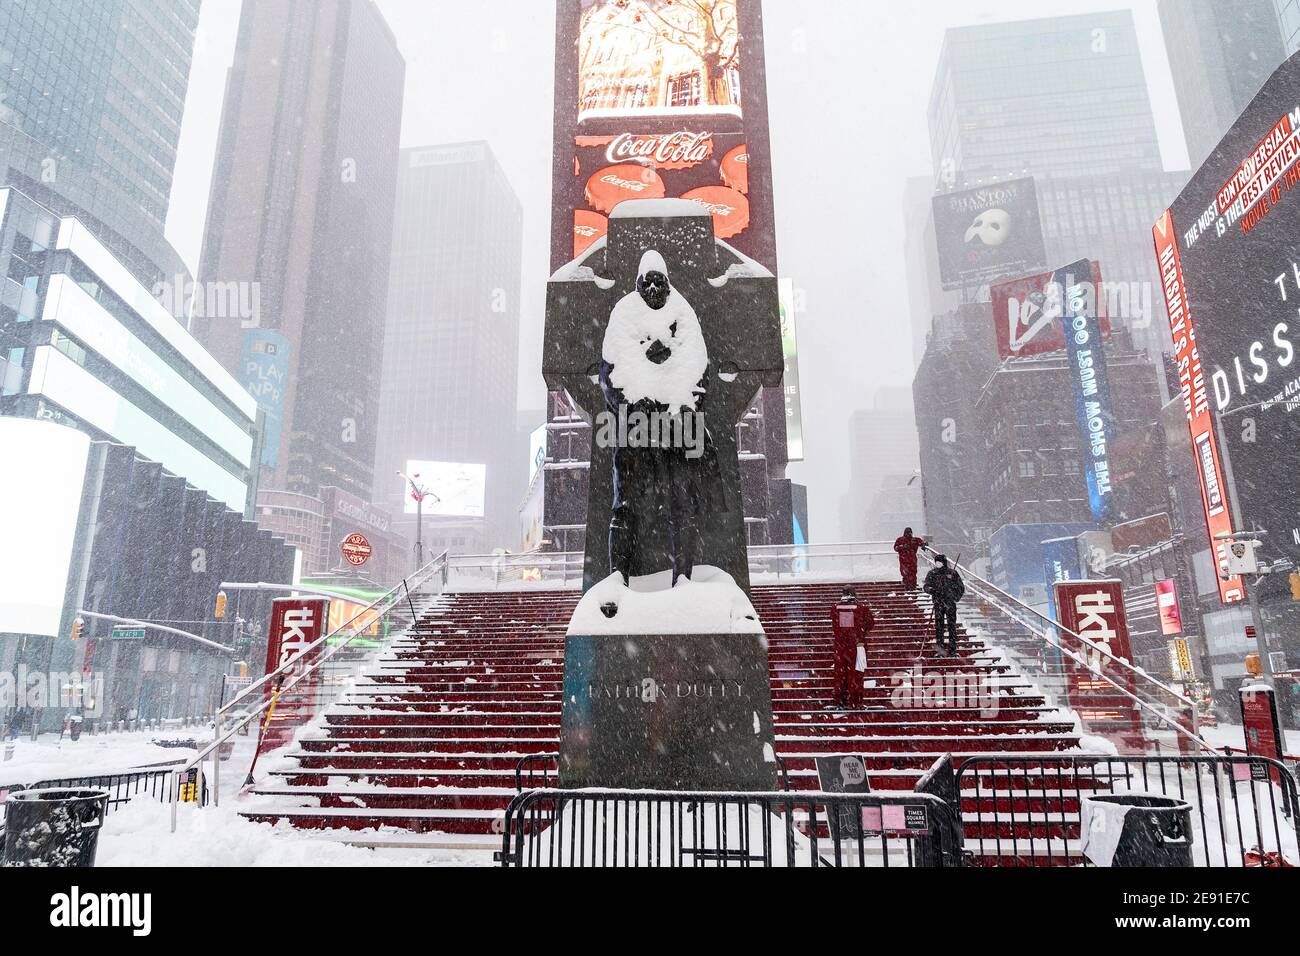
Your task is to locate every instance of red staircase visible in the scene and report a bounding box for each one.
[242,580,1091,860]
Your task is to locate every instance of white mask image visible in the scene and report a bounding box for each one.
[964,208,1010,246]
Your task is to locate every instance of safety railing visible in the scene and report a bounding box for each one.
[747,542,900,583]
[167,551,450,831]
[441,541,909,591]
[955,752,1300,867]
[497,788,965,867]
[916,550,1209,755]
[0,764,193,840]
[445,550,584,590]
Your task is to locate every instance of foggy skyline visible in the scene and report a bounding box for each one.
[165,0,1192,539]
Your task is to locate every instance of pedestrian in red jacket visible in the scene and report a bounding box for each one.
[831,587,874,709]
[894,527,927,590]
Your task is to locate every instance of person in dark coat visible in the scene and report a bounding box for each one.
[923,554,965,656]
[893,527,927,590]
[830,587,874,709]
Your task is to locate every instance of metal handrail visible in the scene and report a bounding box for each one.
[217,552,446,719]
[914,550,1209,752]
[919,548,1194,707]
[168,551,450,832]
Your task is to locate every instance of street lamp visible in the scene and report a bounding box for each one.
[398,470,439,571]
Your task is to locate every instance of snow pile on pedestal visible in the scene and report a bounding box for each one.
[569,565,761,635]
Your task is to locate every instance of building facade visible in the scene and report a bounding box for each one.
[195,0,405,501]
[0,188,261,513]
[255,486,408,585]
[928,12,1163,186]
[0,0,198,286]
[840,387,923,541]
[1159,0,1287,168]
[371,143,523,555]
[0,191,295,726]
[913,303,1000,554]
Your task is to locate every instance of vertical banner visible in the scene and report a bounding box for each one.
[1153,210,1244,605]
[258,596,330,755]
[778,277,803,461]
[1238,684,1285,785]
[1156,579,1183,635]
[240,329,290,468]
[1056,258,1116,523]
[1054,579,1142,749]
[1041,535,1083,621]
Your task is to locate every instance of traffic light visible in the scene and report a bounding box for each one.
[214,590,228,619]
[1289,572,1300,601]
[69,617,84,642]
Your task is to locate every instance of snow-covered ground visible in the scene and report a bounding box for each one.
[1200,721,1300,760]
[96,799,488,867]
[0,727,206,789]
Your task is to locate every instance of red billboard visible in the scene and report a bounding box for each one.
[257,596,330,755]
[1238,684,1285,784]
[1152,209,1243,605]
[988,260,1111,359]
[1054,579,1143,749]
[1155,579,1182,636]
[552,0,777,272]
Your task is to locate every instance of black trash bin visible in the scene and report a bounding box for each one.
[1083,794,1193,867]
[2,787,110,867]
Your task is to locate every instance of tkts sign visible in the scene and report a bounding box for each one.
[1053,579,1143,748]
[258,597,330,755]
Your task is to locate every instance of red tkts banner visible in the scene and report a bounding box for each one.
[988,260,1111,360]
[257,596,330,756]
[1054,579,1143,750]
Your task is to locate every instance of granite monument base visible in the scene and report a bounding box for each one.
[558,632,778,790]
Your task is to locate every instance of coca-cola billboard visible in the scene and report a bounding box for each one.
[599,130,715,169]
[552,0,777,272]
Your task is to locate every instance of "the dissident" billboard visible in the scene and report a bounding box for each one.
[1153,50,1300,603]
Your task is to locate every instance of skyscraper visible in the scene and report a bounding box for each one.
[1159,0,1287,168]
[928,12,1163,185]
[839,388,922,541]
[0,0,198,286]
[372,143,523,554]
[195,0,405,501]
[922,11,1187,360]
[1273,0,1300,52]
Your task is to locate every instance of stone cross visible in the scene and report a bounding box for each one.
[543,200,783,591]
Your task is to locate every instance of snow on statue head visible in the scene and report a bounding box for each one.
[602,249,708,413]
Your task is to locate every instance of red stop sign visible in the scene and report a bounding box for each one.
[340,532,372,566]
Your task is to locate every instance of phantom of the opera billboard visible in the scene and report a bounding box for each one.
[1154,49,1300,603]
[551,0,778,272]
[931,177,1048,290]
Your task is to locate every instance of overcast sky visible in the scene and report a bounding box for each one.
[165,0,1191,538]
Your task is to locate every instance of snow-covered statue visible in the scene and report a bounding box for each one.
[601,250,722,585]
[543,198,783,594]
[544,200,785,790]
